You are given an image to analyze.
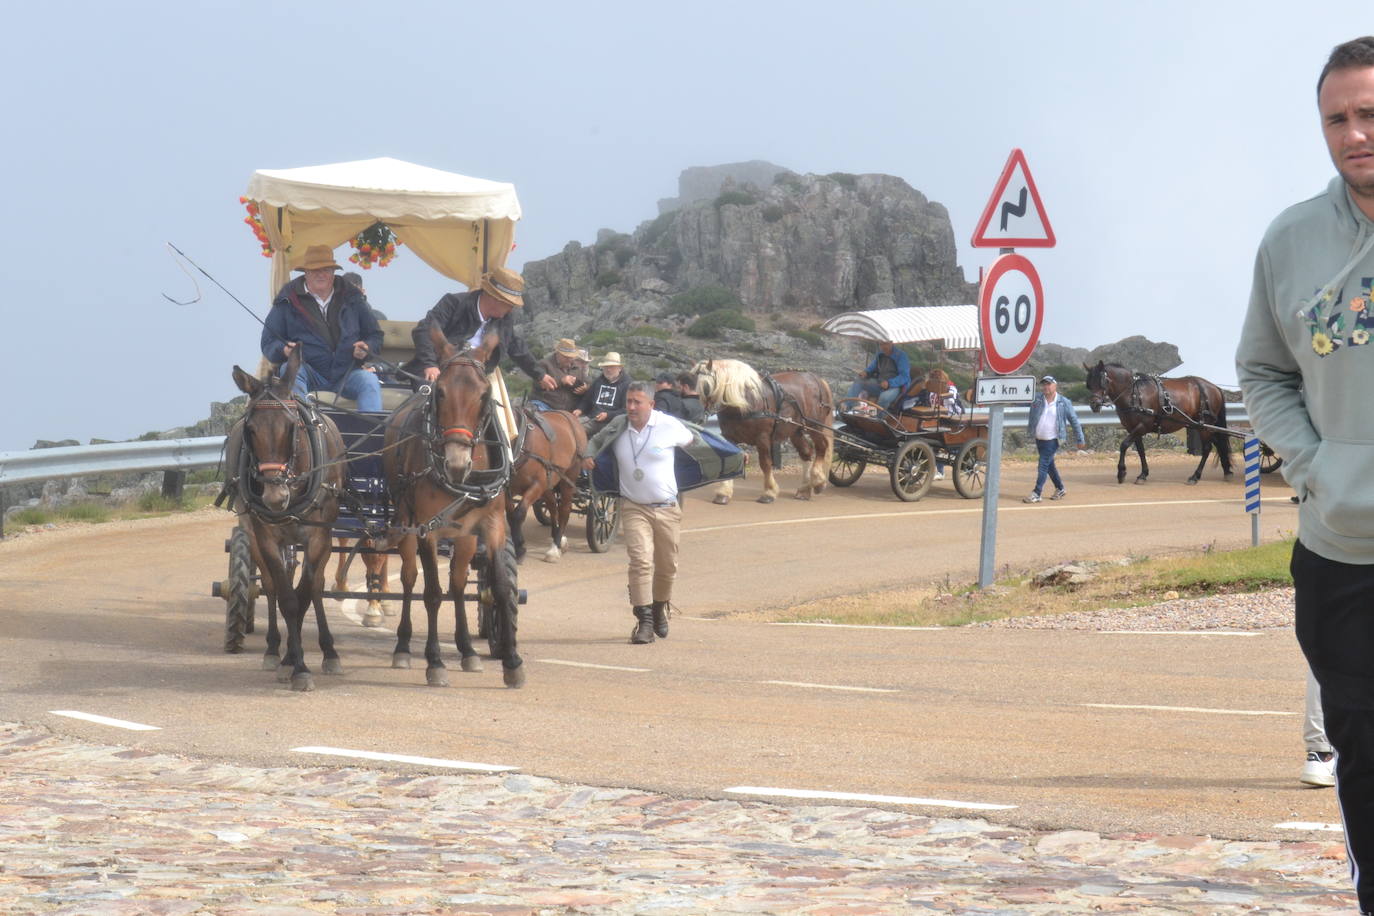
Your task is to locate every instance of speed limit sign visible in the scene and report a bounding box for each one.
[978,253,1044,375]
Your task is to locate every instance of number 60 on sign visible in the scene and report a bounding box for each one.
[978,253,1044,375]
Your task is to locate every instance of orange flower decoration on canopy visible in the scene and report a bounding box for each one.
[239,197,272,258]
[348,222,402,270]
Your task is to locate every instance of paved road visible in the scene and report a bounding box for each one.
[0,453,1331,849]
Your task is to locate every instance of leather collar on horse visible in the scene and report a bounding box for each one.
[1122,374,1217,434]
[219,393,337,526]
[742,371,831,436]
[511,405,580,494]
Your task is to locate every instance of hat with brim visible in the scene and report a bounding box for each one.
[294,245,341,272]
[479,266,525,308]
[1040,375,1057,384]
[597,352,623,368]
[554,338,580,357]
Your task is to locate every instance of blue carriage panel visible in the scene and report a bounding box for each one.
[319,406,394,532]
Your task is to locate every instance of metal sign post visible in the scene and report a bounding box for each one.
[978,405,1004,586]
[1244,436,1261,547]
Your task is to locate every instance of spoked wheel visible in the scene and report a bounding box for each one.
[890,439,936,502]
[952,439,989,500]
[828,453,867,487]
[1259,441,1283,474]
[223,526,257,653]
[586,491,620,553]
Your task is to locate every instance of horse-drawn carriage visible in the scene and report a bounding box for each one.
[819,305,991,501]
[209,158,592,690]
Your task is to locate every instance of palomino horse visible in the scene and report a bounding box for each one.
[227,349,346,690]
[383,329,524,688]
[332,537,391,627]
[1084,360,1235,485]
[690,358,833,504]
[508,407,587,563]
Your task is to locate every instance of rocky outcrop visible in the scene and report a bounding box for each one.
[657,161,794,214]
[522,168,977,320]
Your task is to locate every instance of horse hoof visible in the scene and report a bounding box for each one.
[1224,472,1235,480]
[426,668,450,688]
[461,656,483,673]
[542,548,561,564]
[712,494,731,505]
[384,606,398,617]
[1135,478,1147,485]
[756,494,776,504]
[321,658,343,676]
[794,490,812,501]
[392,653,412,669]
[261,655,279,672]
[276,663,292,683]
[1185,478,1199,486]
[362,611,384,628]
[290,673,314,692]
[503,664,526,689]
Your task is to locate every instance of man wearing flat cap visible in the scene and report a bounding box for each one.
[1022,374,1086,504]
[408,266,556,394]
[530,337,589,412]
[261,244,384,411]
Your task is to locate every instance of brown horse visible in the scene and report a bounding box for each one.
[1084,360,1235,485]
[507,407,587,563]
[383,329,524,688]
[227,350,347,690]
[332,537,391,627]
[690,358,833,503]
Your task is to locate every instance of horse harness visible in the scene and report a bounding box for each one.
[510,407,581,496]
[217,391,339,527]
[1120,374,1216,434]
[741,371,832,436]
[388,354,514,538]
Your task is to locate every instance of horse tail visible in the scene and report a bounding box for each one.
[1213,391,1233,471]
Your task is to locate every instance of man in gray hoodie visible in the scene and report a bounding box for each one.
[1236,36,1374,913]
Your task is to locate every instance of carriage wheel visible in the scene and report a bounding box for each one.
[586,491,620,553]
[474,547,499,656]
[890,439,936,502]
[492,538,521,675]
[1259,441,1283,474]
[828,454,867,487]
[224,526,257,653]
[952,440,989,500]
[531,499,551,526]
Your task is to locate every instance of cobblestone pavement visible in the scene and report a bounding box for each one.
[1,721,1355,915]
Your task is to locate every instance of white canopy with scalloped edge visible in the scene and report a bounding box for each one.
[244,157,521,295]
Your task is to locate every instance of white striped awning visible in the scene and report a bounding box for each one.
[820,305,981,350]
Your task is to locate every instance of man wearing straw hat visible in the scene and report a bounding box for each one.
[261,244,384,411]
[530,338,589,412]
[574,352,631,434]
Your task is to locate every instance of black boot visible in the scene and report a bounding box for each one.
[651,601,669,639]
[630,605,655,644]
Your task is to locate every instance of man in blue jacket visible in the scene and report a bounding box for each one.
[847,341,911,410]
[260,245,384,411]
[1023,375,1085,503]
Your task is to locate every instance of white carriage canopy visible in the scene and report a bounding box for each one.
[820,304,981,350]
[243,157,523,297]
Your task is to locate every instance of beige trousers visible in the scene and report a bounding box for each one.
[620,500,682,607]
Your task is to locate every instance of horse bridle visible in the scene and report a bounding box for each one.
[233,390,332,522]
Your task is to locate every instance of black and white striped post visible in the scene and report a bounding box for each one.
[1244,436,1262,547]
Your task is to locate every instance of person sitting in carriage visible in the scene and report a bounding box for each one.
[847,340,911,410]
[574,352,632,434]
[406,266,557,393]
[529,337,589,412]
[260,244,384,411]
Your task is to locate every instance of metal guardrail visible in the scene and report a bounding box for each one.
[0,404,1254,489]
[0,438,227,487]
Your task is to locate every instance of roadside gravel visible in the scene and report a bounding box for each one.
[969,587,1295,631]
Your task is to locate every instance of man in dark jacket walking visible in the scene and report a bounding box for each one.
[653,372,686,418]
[261,245,384,411]
[408,266,556,393]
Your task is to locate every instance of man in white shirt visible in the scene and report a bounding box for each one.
[1023,375,1085,503]
[584,382,694,644]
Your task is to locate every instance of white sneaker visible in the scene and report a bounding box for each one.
[1022,493,1041,503]
[1050,489,1067,500]
[934,471,945,480]
[1301,751,1335,787]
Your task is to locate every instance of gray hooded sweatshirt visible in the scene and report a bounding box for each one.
[1237,175,1374,564]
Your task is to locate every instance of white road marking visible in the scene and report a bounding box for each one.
[535,658,651,673]
[50,710,160,731]
[763,680,898,694]
[1083,703,1295,717]
[1098,630,1263,637]
[724,785,1015,811]
[292,746,517,773]
[769,622,944,631]
[1274,821,1343,832]
[684,497,1274,535]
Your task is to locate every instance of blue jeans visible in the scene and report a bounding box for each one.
[847,379,901,409]
[283,364,382,412]
[1033,438,1064,495]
